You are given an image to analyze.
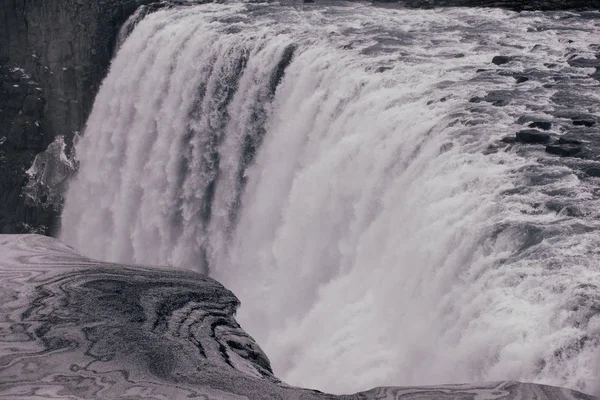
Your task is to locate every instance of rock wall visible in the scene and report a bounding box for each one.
[0,0,156,234]
[0,65,53,233]
[0,0,158,140]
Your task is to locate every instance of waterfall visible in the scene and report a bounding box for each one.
[60,3,600,395]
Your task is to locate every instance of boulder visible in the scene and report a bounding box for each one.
[558,137,582,145]
[572,119,596,127]
[515,76,530,83]
[545,144,582,157]
[516,129,551,144]
[492,55,512,65]
[529,121,552,130]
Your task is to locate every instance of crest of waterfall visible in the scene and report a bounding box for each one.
[60,3,600,395]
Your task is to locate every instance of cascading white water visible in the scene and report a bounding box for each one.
[60,2,600,395]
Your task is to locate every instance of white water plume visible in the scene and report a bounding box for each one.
[60,3,600,395]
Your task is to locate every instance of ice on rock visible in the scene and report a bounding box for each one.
[23,135,77,209]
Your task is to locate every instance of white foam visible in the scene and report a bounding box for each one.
[60,3,600,395]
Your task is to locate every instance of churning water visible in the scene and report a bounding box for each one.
[60,2,600,394]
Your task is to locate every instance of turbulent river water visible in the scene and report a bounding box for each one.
[59,2,600,395]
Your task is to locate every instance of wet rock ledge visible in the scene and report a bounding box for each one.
[0,234,596,399]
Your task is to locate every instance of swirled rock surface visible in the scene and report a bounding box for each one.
[0,234,596,399]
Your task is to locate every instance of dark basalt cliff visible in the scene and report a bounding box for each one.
[0,0,156,234]
[0,234,596,399]
[0,0,153,143]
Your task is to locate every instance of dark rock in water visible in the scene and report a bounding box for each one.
[0,234,595,400]
[483,91,512,106]
[515,76,530,84]
[529,121,552,130]
[545,144,582,157]
[516,129,551,144]
[375,66,393,73]
[492,55,512,65]
[568,57,600,69]
[573,119,596,127]
[516,115,549,125]
[501,135,518,144]
[470,91,512,106]
[580,165,600,177]
[558,137,582,145]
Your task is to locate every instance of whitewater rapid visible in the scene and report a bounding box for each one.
[60,2,600,395]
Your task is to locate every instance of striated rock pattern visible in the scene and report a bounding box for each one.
[0,234,596,399]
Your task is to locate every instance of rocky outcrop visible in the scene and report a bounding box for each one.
[0,234,596,399]
[0,0,162,234]
[0,65,56,233]
[22,135,78,211]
